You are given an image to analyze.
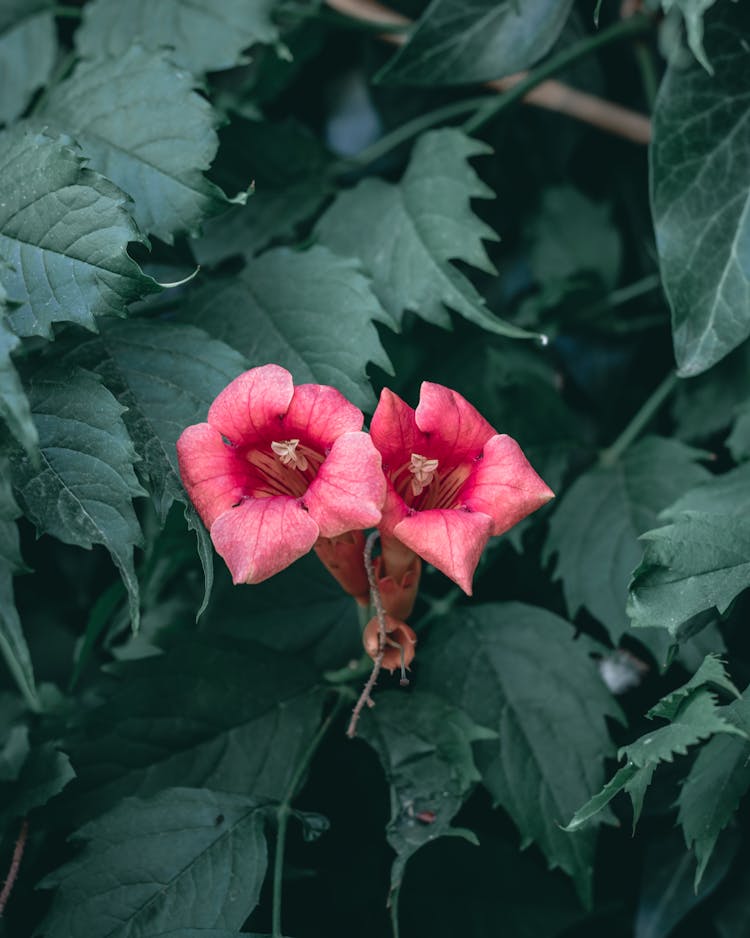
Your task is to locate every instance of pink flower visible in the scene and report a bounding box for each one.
[176,365,385,584]
[370,383,554,594]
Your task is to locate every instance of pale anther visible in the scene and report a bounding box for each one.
[409,453,439,496]
[271,439,309,471]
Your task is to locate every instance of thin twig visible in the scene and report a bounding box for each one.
[324,0,652,144]
[0,819,29,917]
[347,531,387,739]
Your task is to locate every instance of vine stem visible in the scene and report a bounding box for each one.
[0,819,29,917]
[599,371,678,467]
[346,531,387,739]
[272,694,347,938]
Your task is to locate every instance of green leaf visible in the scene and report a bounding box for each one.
[316,128,537,339]
[628,513,750,634]
[61,636,325,822]
[661,0,719,72]
[727,399,750,462]
[0,303,36,455]
[678,686,750,888]
[0,0,56,124]
[10,366,146,630]
[0,742,75,824]
[544,437,709,642]
[672,340,750,442]
[360,689,494,892]
[193,118,333,267]
[567,657,744,832]
[651,0,750,376]
[182,246,392,411]
[0,127,159,339]
[39,48,241,243]
[39,787,268,938]
[76,0,277,74]
[419,602,621,906]
[375,0,573,85]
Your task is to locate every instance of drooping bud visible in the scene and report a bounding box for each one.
[376,532,422,620]
[363,614,417,679]
[314,531,370,605]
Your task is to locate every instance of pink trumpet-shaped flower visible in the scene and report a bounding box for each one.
[370,382,554,594]
[176,365,385,584]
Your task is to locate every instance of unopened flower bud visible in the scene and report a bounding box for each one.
[363,614,417,679]
[375,532,422,619]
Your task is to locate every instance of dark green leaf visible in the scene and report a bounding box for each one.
[0,0,56,125]
[672,340,750,442]
[651,0,750,376]
[10,366,145,630]
[376,0,573,86]
[649,653,740,721]
[0,742,75,824]
[727,399,750,462]
[662,0,720,72]
[545,437,709,642]
[316,128,537,339]
[360,689,494,892]
[62,637,325,822]
[39,787,267,938]
[39,48,242,243]
[678,686,750,888]
[419,602,621,905]
[76,0,277,74]
[182,245,392,411]
[0,127,159,339]
[0,313,36,455]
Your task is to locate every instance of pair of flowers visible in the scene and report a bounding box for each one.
[177,364,553,602]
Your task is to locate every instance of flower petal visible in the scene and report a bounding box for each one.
[393,508,494,595]
[282,383,363,451]
[415,382,495,461]
[462,434,554,535]
[207,364,294,446]
[370,388,425,468]
[210,496,320,584]
[304,431,385,537]
[176,423,246,528]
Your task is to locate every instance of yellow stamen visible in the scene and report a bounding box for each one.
[271,439,309,471]
[409,453,439,497]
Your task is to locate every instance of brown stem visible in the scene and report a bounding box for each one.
[346,531,388,739]
[0,819,29,917]
[325,0,652,144]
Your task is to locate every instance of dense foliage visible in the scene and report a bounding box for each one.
[1,0,750,936]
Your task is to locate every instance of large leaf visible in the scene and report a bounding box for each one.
[0,127,159,339]
[545,437,710,642]
[678,686,750,887]
[316,128,535,339]
[360,689,494,894]
[0,451,38,709]
[39,787,268,938]
[76,0,277,74]
[182,245,392,411]
[61,636,325,823]
[376,0,573,86]
[651,0,750,376]
[0,0,56,124]
[39,48,241,243]
[10,366,146,630]
[419,602,621,906]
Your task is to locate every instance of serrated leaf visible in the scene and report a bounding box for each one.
[316,128,536,339]
[0,0,56,124]
[665,461,750,518]
[39,48,240,243]
[0,741,74,824]
[0,127,159,338]
[419,602,621,906]
[628,513,750,634]
[651,0,750,376]
[376,0,573,86]
[39,787,267,938]
[76,0,277,74]
[10,366,146,630]
[649,653,740,721]
[564,763,654,833]
[182,245,392,411]
[678,686,750,888]
[60,637,325,823]
[360,689,494,892]
[545,437,710,642]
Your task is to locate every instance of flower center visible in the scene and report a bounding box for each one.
[245,439,324,499]
[409,453,439,496]
[271,439,308,471]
